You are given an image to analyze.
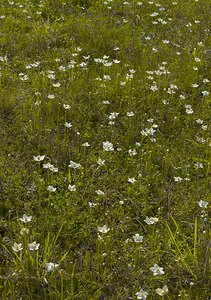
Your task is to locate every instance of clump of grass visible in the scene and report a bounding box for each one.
[0,0,210,299]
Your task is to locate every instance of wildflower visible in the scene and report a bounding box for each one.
[202,90,209,96]
[45,262,59,272]
[95,190,105,195]
[65,122,72,128]
[128,177,137,183]
[179,94,186,99]
[141,127,156,136]
[98,225,110,234]
[150,84,158,92]
[12,242,23,252]
[68,160,81,169]
[133,233,143,243]
[97,158,105,166]
[144,217,159,225]
[88,202,97,207]
[108,112,119,120]
[43,162,52,169]
[150,12,159,17]
[20,228,29,235]
[194,162,203,169]
[126,111,135,117]
[102,100,110,104]
[198,200,208,208]
[49,165,58,172]
[82,142,90,147]
[19,214,32,223]
[47,186,57,192]
[174,176,183,182]
[135,289,148,300]
[196,137,205,143]
[191,83,199,88]
[128,149,137,156]
[150,264,164,276]
[196,119,203,124]
[47,94,55,99]
[33,155,45,162]
[47,74,56,80]
[185,104,194,114]
[68,185,76,192]
[202,125,207,130]
[53,82,61,87]
[63,104,71,110]
[103,141,114,151]
[28,241,40,251]
[156,285,169,296]
[19,74,29,81]
[0,55,8,62]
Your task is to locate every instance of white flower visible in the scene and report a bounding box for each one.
[141,127,156,136]
[128,149,137,156]
[43,162,52,169]
[63,104,70,109]
[128,177,137,183]
[144,217,159,225]
[98,225,110,234]
[47,94,55,99]
[65,122,72,128]
[33,155,45,162]
[20,228,29,235]
[19,214,32,223]
[202,90,209,96]
[103,141,114,151]
[68,160,81,169]
[191,83,199,88]
[53,82,61,87]
[185,104,194,114]
[150,12,159,17]
[198,200,208,208]
[174,176,183,182]
[45,262,59,272]
[202,125,207,130]
[135,289,148,300]
[156,285,169,296]
[82,142,90,147]
[49,165,58,172]
[68,184,76,192]
[12,242,23,252]
[194,162,203,169]
[28,241,40,251]
[196,119,203,124]
[150,84,158,92]
[108,112,119,120]
[47,186,57,192]
[88,202,98,207]
[133,233,143,243]
[126,111,135,117]
[97,158,105,166]
[95,190,105,195]
[150,264,164,276]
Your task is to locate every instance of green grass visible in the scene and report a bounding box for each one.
[0,0,210,299]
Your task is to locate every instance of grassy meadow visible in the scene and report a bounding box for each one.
[0,0,210,299]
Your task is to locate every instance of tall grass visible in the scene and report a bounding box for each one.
[0,0,210,299]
